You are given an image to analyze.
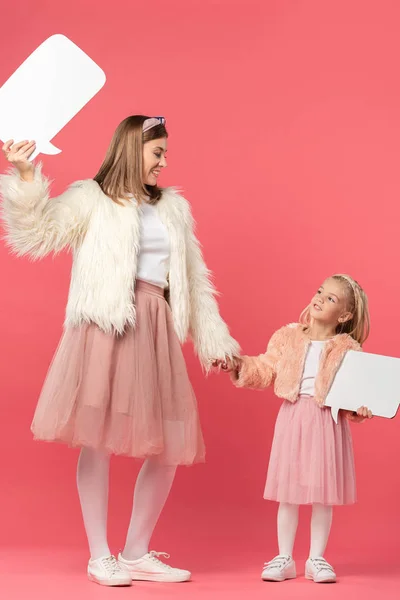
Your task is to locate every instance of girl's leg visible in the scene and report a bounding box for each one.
[262,503,299,581]
[277,502,300,556]
[309,503,333,558]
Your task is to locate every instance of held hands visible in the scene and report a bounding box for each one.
[212,356,242,374]
[344,405,373,423]
[2,140,36,182]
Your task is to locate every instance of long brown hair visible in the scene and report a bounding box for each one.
[299,274,370,345]
[94,115,168,204]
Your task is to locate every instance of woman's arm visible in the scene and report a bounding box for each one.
[0,163,93,259]
[183,199,240,370]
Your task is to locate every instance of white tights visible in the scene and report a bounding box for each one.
[76,447,177,560]
[277,502,333,558]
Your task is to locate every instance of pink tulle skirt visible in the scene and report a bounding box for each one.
[31,280,205,465]
[264,395,356,505]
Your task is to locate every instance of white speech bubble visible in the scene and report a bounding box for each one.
[325,350,400,423]
[0,34,106,159]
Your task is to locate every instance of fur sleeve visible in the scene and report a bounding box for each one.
[0,164,93,259]
[183,199,240,370]
[232,327,285,389]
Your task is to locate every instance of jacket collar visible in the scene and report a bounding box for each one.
[294,323,359,352]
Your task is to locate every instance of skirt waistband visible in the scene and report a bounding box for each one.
[135,279,165,298]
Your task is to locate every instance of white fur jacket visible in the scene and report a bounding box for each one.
[0,165,240,368]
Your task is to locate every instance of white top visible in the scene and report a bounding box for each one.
[137,202,170,288]
[299,340,327,396]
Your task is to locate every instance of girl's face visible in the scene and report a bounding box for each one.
[142,137,168,186]
[309,278,353,327]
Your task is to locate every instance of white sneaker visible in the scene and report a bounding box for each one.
[87,555,132,586]
[305,557,337,583]
[261,555,296,581]
[118,550,191,583]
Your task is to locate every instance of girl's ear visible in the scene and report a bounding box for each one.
[338,312,353,324]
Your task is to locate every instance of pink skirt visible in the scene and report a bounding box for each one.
[31,281,205,465]
[264,395,356,505]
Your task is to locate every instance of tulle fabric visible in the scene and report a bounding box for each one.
[31,280,205,465]
[264,395,356,505]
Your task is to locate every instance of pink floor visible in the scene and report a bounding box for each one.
[1,548,399,600]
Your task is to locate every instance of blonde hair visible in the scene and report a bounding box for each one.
[94,115,168,205]
[299,273,370,345]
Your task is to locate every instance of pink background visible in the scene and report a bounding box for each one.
[0,0,399,597]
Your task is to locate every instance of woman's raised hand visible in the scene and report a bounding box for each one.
[2,140,36,182]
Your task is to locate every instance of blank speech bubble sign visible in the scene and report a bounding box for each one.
[325,350,400,423]
[0,34,106,159]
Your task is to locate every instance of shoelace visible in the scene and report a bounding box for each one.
[310,558,335,573]
[263,555,291,571]
[148,551,173,571]
[102,555,124,576]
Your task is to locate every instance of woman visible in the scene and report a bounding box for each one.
[0,116,240,586]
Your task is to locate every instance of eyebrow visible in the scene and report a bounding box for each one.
[318,285,339,300]
[319,286,339,300]
[154,146,167,152]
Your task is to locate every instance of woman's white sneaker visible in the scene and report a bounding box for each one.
[261,555,296,581]
[305,557,337,583]
[118,550,191,582]
[87,555,132,586]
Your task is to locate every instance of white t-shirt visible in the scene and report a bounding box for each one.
[137,202,170,288]
[299,340,327,396]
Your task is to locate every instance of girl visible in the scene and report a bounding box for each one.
[226,274,372,583]
[0,116,239,586]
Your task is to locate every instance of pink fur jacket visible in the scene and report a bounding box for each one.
[233,323,361,406]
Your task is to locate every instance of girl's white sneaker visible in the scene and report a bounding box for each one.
[261,555,296,581]
[305,557,337,583]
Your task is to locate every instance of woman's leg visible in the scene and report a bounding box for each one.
[309,503,333,558]
[122,458,177,560]
[76,447,111,560]
[277,502,299,556]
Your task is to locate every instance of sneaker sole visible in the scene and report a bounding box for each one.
[129,571,191,583]
[305,572,336,583]
[262,573,296,582]
[87,573,132,586]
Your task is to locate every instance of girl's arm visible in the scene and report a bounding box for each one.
[230,328,285,390]
[338,342,373,423]
[343,405,373,423]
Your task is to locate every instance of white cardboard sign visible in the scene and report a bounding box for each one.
[325,350,400,423]
[0,34,106,160]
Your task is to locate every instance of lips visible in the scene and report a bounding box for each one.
[313,303,322,311]
[151,170,161,177]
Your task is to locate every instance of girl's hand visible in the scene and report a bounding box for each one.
[345,405,373,423]
[2,140,36,182]
[212,357,241,373]
[211,358,226,371]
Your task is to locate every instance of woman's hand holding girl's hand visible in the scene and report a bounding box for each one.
[212,356,242,374]
[2,140,36,182]
[345,405,373,423]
